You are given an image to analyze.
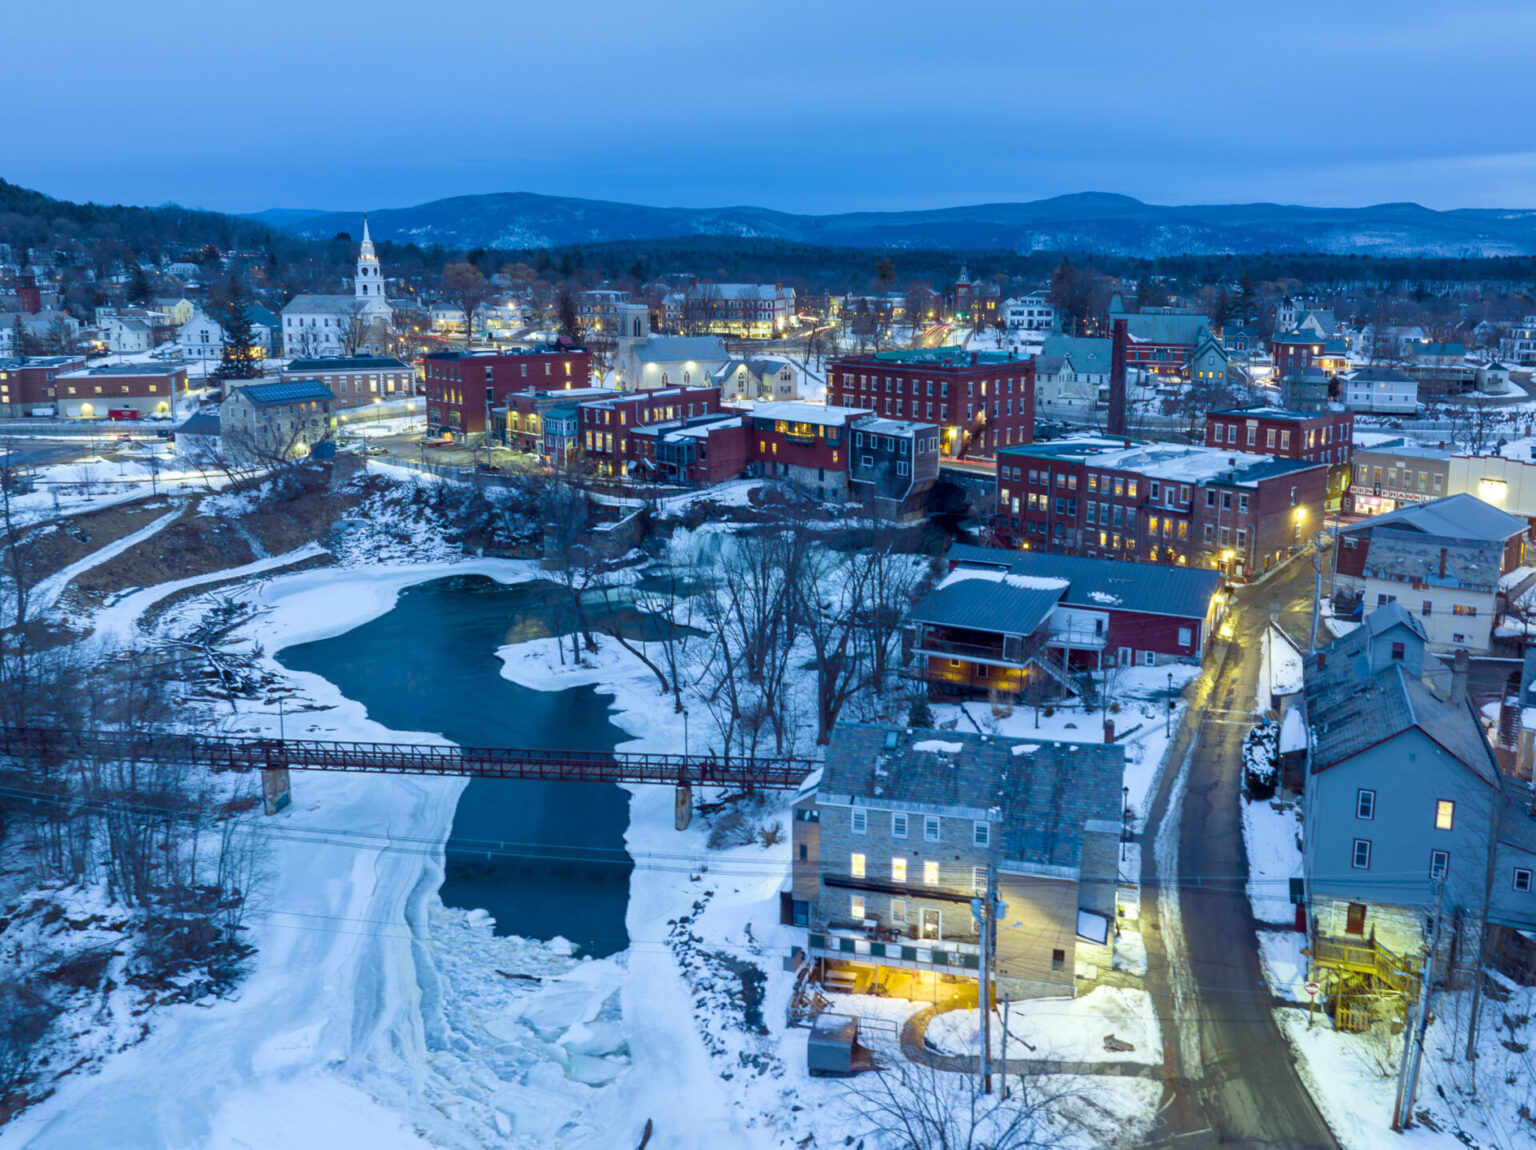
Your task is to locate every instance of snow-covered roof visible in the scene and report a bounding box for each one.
[749,402,871,427]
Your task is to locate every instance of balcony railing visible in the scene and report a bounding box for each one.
[912,634,1027,664]
[808,927,983,972]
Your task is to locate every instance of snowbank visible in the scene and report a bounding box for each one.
[925,987,1162,1065]
[1242,796,1302,925]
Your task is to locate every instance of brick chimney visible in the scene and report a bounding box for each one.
[1439,547,1448,578]
[1451,648,1470,705]
[1108,318,1128,436]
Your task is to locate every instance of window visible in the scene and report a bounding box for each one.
[1144,651,1155,667]
[1178,627,1192,647]
[1051,949,1065,971]
[924,815,940,842]
[1352,839,1372,869]
[923,860,939,885]
[1515,868,1533,893]
[1435,800,1454,830]
[850,853,866,878]
[973,821,989,847]
[851,809,867,834]
[890,898,907,923]
[1430,850,1449,880]
[1452,604,1478,618]
[1422,601,1433,617]
[1356,789,1376,820]
[891,857,906,883]
[850,895,865,920]
[892,812,908,838]
[1391,641,1405,661]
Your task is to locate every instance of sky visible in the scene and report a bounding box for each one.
[10,0,1536,217]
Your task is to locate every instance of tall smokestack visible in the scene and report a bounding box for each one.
[1108,318,1128,436]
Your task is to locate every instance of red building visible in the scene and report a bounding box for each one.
[577,385,724,475]
[641,416,752,485]
[827,346,1033,459]
[908,543,1227,701]
[424,344,590,440]
[1204,403,1354,510]
[504,387,612,453]
[995,437,1328,581]
[55,363,188,418]
[748,402,872,501]
[0,354,87,415]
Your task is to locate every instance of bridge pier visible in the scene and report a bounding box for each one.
[674,783,693,831]
[262,766,292,815]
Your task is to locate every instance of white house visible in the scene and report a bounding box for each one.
[1003,292,1055,331]
[1342,366,1418,414]
[713,356,801,401]
[103,315,153,354]
[178,306,280,362]
[281,219,393,358]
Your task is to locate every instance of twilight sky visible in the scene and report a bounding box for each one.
[11,0,1535,216]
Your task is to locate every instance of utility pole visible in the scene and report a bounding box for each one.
[975,864,1000,1096]
[1308,528,1328,654]
[1394,878,1444,1131]
[1000,993,1011,1100]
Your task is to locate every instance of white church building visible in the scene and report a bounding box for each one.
[280,220,394,358]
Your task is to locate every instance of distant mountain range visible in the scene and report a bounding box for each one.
[247,191,1536,258]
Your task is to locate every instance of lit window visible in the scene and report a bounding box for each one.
[923,861,939,885]
[1435,800,1454,831]
[850,894,865,920]
[891,858,907,883]
[850,853,865,879]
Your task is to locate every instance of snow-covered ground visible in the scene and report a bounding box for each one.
[1242,796,1302,926]
[7,515,1176,1147]
[1276,978,1536,1150]
[924,987,1162,1066]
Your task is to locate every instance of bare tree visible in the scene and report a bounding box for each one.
[844,1050,1087,1150]
[443,262,491,346]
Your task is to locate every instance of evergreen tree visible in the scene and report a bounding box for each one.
[556,290,580,341]
[214,278,261,380]
[907,694,934,730]
[13,314,37,357]
[128,262,151,304]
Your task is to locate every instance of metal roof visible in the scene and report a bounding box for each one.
[941,543,1224,620]
[632,336,729,364]
[285,355,409,372]
[235,379,336,406]
[907,572,1066,636]
[1340,493,1527,543]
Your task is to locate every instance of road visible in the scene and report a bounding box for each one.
[1139,553,1339,1149]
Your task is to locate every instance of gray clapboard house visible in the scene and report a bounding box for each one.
[1300,602,1536,1023]
[791,723,1124,1001]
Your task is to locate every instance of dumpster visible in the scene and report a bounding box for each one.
[808,1012,858,1076]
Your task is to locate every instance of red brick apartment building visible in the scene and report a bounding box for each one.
[424,345,590,439]
[0,355,87,415]
[995,437,1328,581]
[747,402,873,501]
[1204,403,1354,509]
[577,385,723,475]
[827,346,1033,459]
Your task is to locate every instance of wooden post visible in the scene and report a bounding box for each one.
[262,766,292,815]
[674,783,693,831]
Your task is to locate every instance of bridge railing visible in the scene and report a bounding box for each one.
[0,726,818,790]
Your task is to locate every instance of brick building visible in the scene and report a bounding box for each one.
[222,379,336,461]
[827,346,1034,459]
[642,416,752,486]
[0,355,87,416]
[281,355,417,411]
[1343,442,1452,517]
[504,388,612,454]
[576,385,724,476]
[424,344,591,441]
[748,402,872,501]
[1107,295,1228,383]
[996,437,1328,580]
[1204,404,1354,510]
[55,363,188,419]
[682,282,796,338]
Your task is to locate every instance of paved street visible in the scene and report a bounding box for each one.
[1139,554,1339,1148]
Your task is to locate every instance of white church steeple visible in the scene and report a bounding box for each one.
[356,216,383,303]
